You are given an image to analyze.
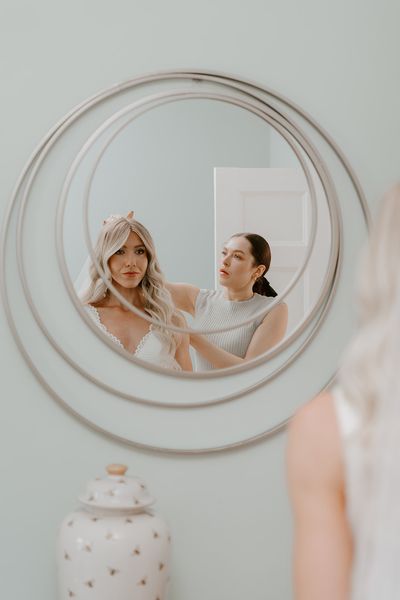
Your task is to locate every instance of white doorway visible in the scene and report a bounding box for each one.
[214,167,331,334]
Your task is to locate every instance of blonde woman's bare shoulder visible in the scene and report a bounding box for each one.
[287,391,344,490]
[289,390,337,438]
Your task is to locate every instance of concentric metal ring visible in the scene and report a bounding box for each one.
[0,70,369,451]
[71,91,320,334]
[17,75,339,397]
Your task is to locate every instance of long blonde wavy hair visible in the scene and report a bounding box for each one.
[337,184,400,599]
[338,184,400,424]
[81,214,179,352]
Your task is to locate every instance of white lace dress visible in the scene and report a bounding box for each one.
[85,305,181,371]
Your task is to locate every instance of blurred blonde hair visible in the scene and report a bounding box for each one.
[81,215,179,352]
[338,186,400,598]
[338,184,400,424]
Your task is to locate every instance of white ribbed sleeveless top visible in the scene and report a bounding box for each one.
[192,289,275,371]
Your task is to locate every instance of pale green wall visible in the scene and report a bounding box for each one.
[64,100,273,288]
[1,1,399,599]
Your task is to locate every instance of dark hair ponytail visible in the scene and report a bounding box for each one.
[231,232,278,297]
[252,275,277,297]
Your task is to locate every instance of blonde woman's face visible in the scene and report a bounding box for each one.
[108,231,148,288]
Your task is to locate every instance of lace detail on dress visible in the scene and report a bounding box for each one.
[84,304,181,371]
[134,327,153,356]
[86,305,152,355]
[86,305,125,350]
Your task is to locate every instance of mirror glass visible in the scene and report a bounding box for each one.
[63,98,332,373]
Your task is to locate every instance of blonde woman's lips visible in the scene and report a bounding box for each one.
[219,269,229,276]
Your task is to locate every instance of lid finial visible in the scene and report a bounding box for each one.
[106,464,128,476]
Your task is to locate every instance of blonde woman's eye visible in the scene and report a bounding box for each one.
[115,249,124,255]
[136,248,145,255]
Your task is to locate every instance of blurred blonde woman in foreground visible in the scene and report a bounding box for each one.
[287,184,400,600]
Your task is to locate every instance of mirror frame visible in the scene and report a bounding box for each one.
[0,70,370,452]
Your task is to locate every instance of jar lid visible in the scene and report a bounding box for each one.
[78,464,155,511]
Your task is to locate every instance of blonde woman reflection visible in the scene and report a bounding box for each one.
[80,212,192,371]
[167,232,288,370]
[287,185,400,600]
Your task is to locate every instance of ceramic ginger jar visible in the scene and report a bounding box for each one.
[57,464,171,600]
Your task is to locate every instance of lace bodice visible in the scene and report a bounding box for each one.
[84,305,181,371]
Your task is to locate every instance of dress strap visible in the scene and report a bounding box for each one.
[331,385,360,438]
[84,305,125,350]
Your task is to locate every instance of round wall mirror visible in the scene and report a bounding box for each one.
[1,70,369,451]
[61,91,336,377]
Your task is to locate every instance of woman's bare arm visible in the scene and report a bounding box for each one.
[189,302,288,369]
[166,283,200,316]
[174,331,193,371]
[245,301,288,357]
[286,391,353,600]
[172,313,193,371]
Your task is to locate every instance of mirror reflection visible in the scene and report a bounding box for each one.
[77,213,287,371]
[78,214,193,371]
[65,98,331,372]
[167,230,287,371]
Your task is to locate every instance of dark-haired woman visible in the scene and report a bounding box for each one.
[167,233,288,370]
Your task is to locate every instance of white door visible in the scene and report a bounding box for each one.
[214,167,330,334]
